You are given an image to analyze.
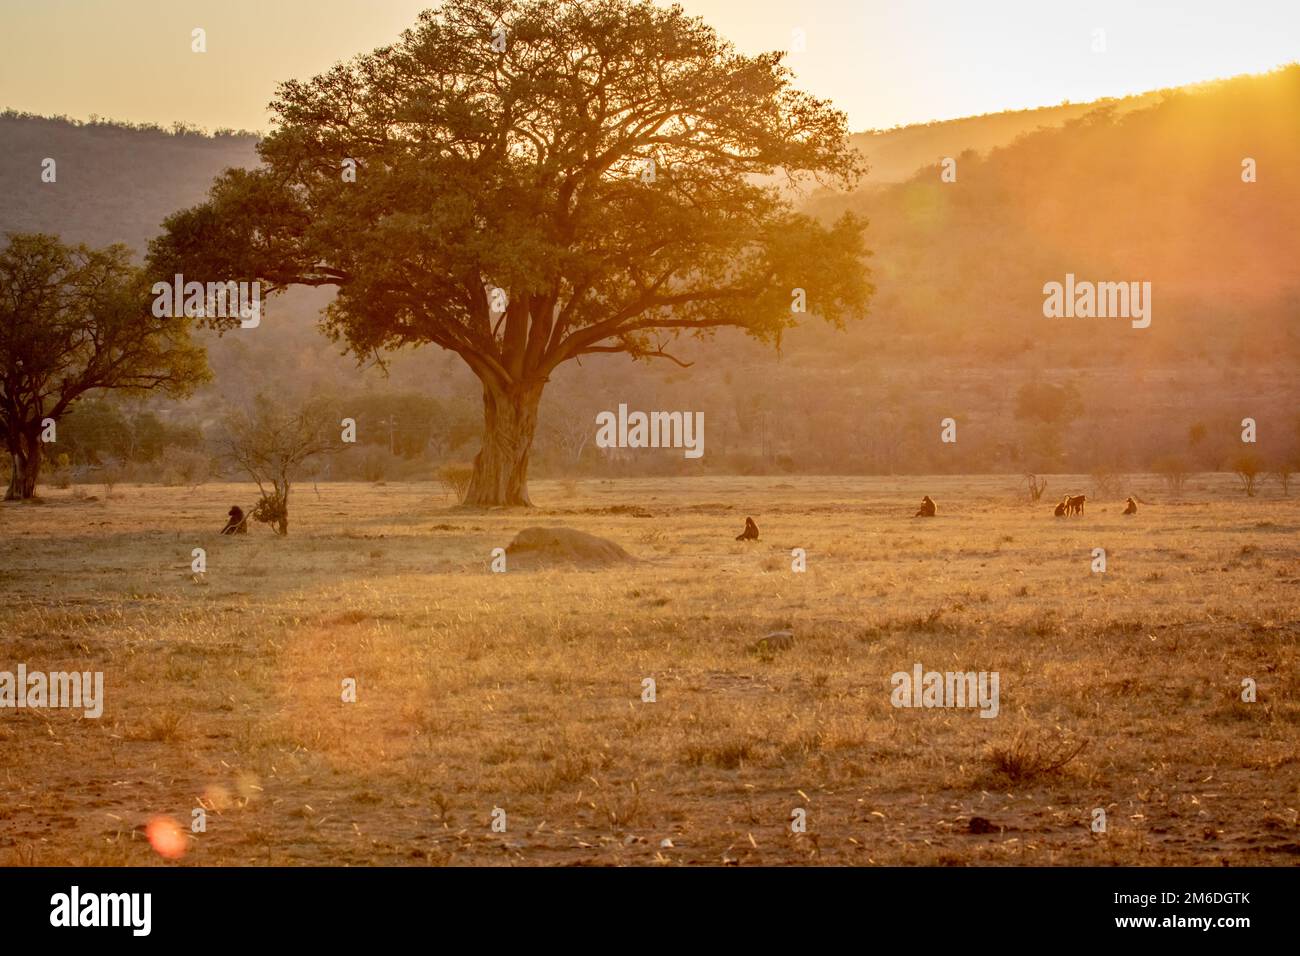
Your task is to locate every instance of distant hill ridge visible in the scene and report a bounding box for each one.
[0,109,258,251]
[1,68,1286,248]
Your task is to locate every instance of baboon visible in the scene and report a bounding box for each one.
[1065,494,1086,516]
[220,505,249,535]
[914,495,937,518]
[1053,497,1067,517]
[1122,497,1137,515]
[736,516,759,541]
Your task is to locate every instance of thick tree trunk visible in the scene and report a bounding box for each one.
[463,383,542,507]
[5,430,41,501]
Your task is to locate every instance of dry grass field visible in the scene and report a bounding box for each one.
[1,474,1297,866]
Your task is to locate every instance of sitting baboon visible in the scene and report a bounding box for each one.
[1122,497,1137,515]
[1065,494,1086,516]
[736,516,759,541]
[1053,497,1068,517]
[914,495,937,518]
[220,505,249,535]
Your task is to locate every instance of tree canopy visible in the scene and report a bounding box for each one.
[149,0,872,504]
[1,233,208,498]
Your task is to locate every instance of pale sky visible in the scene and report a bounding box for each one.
[1,0,1296,133]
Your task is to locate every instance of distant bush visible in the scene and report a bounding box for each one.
[335,446,426,483]
[50,452,73,489]
[159,445,210,487]
[98,463,126,495]
[358,447,389,483]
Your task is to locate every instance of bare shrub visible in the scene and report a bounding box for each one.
[436,463,474,503]
[1152,454,1188,495]
[987,729,1087,782]
[127,710,187,743]
[1268,459,1294,496]
[1232,452,1262,497]
[100,463,125,496]
[1089,467,1126,500]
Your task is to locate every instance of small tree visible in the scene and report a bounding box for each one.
[1231,452,1262,498]
[0,234,207,499]
[220,396,333,534]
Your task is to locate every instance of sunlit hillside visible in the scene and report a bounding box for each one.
[850,89,1166,185]
[810,65,1300,363]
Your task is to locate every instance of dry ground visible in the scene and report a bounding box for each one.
[0,474,1297,866]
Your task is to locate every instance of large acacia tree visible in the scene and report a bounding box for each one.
[149,0,872,506]
[0,234,207,499]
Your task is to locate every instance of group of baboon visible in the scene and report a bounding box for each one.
[731,491,1138,542]
[1053,494,1086,517]
[908,492,1138,521]
[910,493,1139,519]
[910,493,1132,520]
[226,492,1138,541]
[1051,494,1138,517]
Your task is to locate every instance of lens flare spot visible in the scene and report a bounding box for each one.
[146,815,187,860]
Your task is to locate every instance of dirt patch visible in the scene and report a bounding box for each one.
[505,526,634,567]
